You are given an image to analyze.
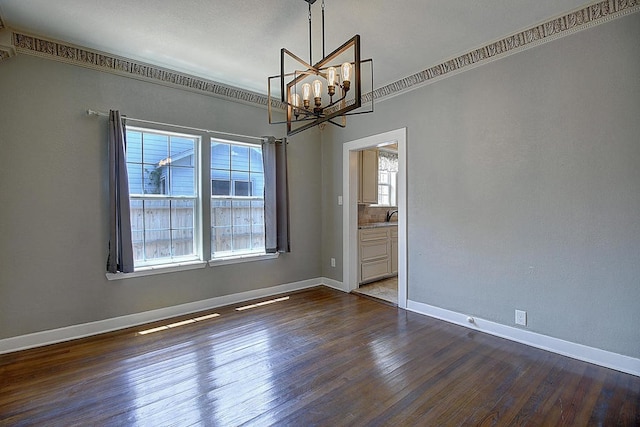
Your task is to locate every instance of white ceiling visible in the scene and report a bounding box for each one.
[0,0,594,94]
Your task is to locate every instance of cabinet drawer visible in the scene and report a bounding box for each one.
[390,227,398,239]
[360,240,389,262]
[361,258,390,282]
[359,228,389,242]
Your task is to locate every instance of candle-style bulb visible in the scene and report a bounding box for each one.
[341,62,352,91]
[302,83,311,108]
[312,79,322,99]
[291,93,301,118]
[327,67,337,97]
[291,93,300,107]
[312,79,323,114]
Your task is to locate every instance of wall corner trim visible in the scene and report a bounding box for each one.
[319,277,345,292]
[0,28,16,62]
[407,299,640,377]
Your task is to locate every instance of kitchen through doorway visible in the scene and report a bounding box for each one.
[342,128,407,308]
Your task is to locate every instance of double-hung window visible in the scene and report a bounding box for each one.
[124,127,268,270]
[377,149,398,207]
[126,128,200,267]
[210,139,265,258]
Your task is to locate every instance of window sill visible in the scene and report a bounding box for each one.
[209,252,279,267]
[106,260,207,281]
[105,253,279,280]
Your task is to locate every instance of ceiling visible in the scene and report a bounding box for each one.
[0,0,594,95]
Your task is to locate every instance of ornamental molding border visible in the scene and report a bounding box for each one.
[11,31,285,110]
[366,0,639,104]
[0,49,13,62]
[0,20,15,63]
[8,0,639,107]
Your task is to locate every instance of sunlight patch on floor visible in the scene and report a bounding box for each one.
[235,296,290,311]
[138,313,220,335]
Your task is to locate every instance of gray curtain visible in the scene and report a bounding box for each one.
[262,137,290,253]
[107,110,134,273]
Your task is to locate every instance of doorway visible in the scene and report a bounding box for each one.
[342,128,407,309]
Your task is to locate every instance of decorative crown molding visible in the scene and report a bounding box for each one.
[366,0,639,103]
[0,16,16,63]
[0,50,12,62]
[11,32,285,110]
[7,0,639,107]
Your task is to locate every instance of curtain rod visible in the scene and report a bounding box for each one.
[86,109,266,142]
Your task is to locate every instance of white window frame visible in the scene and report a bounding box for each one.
[377,170,398,207]
[126,126,203,269]
[106,127,278,280]
[210,138,266,260]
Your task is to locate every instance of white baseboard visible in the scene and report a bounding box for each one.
[407,300,640,377]
[0,278,324,355]
[319,277,345,292]
[6,281,635,378]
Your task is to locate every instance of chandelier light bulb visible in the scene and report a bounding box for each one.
[312,79,323,99]
[302,83,311,108]
[312,79,323,113]
[341,62,352,91]
[327,67,337,96]
[291,93,301,118]
[291,93,301,107]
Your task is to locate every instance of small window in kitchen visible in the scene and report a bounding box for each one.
[377,149,398,206]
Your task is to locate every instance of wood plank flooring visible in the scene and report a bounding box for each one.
[1,286,638,426]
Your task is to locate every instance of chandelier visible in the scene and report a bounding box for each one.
[268,0,373,136]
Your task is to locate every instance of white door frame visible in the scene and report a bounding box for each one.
[342,128,407,309]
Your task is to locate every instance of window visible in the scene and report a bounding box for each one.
[211,139,265,258]
[377,149,398,206]
[126,128,200,267]
[124,127,268,271]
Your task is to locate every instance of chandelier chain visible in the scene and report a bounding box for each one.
[308,3,313,65]
[322,0,326,59]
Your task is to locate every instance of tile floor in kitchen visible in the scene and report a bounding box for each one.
[352,276,398,305]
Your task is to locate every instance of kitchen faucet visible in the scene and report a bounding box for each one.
[385,209,398,222]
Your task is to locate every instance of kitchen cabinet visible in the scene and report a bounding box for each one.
[359,225,397,283]
[390,227,398,275]
[358,149,378,204]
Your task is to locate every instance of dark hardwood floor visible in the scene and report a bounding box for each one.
[1,286,638,426]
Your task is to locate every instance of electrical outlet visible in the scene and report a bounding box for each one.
[515,309,527,326]
[330,258,336,267]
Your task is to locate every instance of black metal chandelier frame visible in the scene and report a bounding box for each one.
[268,0,373,136]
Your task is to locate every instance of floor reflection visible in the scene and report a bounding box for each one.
[124,326,280,426]
[126,342,205,425]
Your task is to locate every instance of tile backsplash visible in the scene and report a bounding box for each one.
[358,205,398,225]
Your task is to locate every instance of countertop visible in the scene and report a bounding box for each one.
[358,222,398,229]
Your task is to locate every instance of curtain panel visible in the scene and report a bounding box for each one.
[262,137,290,253]
[107,110,134,273]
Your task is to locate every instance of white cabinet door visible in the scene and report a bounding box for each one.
[390,227,398,274]
[390,238,398,275]
[359,227,391,283]
[358,149,378,204]
[361,258,391,283]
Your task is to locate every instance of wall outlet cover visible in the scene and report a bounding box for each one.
[515,309,527,326]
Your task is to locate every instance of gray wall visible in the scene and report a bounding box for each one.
[0,55,322,339]
[323,13,640,358]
